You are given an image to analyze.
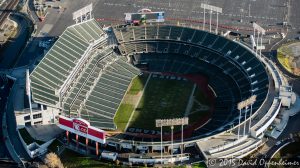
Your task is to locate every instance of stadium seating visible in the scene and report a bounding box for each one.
[79,55,141,129]
[113,24,269,135]
[30,19,106,106]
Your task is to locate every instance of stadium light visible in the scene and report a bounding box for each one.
[201,3,222,34]
[72,3,93,23]
[253,23,265,57]
[248,95,257,132]
[156,117,188,164]
[237,95,256,139]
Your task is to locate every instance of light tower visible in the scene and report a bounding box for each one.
[253,23,266,57]
[201,3,222,34]
[156,117,188,164]
[237,95,257,139]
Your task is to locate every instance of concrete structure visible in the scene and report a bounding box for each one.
[15,107,60,128]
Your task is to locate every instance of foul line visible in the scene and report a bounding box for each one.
[124,73,152,132]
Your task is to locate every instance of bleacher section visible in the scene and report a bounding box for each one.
[30,19,106,107]
[59,48,141,129]
[113,25,269,135]
[30,19,143,130]
[81,56,141,129]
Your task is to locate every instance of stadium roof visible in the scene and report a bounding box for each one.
[30,19,105,107]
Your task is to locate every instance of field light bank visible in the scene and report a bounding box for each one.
[72,3,93,23]
[200,4,222,13]
[156,117,189,127]
[253,23,266,35]
[237,95,257,110]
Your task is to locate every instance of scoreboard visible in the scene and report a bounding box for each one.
[125,9,165,24]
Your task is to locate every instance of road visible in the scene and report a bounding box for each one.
[0,75,13,160]
[5,80,31,161]
[0,0,18,27]
[0,14,31,68]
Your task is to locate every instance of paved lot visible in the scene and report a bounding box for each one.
[14,0,293,68]
[33,0,288,36]
[26,124,64,142]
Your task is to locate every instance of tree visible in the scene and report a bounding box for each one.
[44,152,64,168]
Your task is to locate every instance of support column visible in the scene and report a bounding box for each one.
[249,103,253,132]
[209,10,212,32]
[160,125,163,163]
[243,106,248,136]
[96,142,99,156]
[256,32,260,56]
[76,134,79,148]
[171,126,174,161]
[260,35,263,57]
[203,6,206,30]
[66,131,69,144]
[237,109,242,140]
[85,138,89,154]
[253,29,256,51]
[181,124,184,163]
[216,12,219,34]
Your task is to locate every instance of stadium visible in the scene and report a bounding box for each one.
[25,14,288,164]
[0,4,289,166]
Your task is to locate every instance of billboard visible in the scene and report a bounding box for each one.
[125,9,164,24]
[58,116,106,144]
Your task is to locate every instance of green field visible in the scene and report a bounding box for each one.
[128,76,194,130]
[114,75,148,131]
[114,74,212,132]
[127,75,148,95]
[114,104,135,131]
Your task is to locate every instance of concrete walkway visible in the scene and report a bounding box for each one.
[287,94,300,116]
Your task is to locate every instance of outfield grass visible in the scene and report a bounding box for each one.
[193,87,210,105]
[189,87,212,124]
[128,77,194,130]
[114,75,148,132]
[115,74,213,132]
[127,75,148,95]
[114,104,135,131]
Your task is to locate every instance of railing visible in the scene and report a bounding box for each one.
[1,82,25,167]
[251,98,282,137]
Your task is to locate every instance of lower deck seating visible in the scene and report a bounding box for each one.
[63,52,141,130]
[132,53,251,137]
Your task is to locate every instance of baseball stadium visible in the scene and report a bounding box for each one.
[27,9,284,164]
[1,1,298,167]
